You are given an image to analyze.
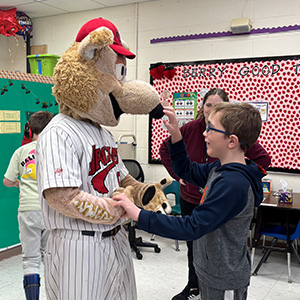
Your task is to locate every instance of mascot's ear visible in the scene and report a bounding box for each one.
[78,27,114,61]
[142,186,156,206]
[141,178,172,207]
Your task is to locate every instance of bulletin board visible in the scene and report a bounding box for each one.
[149,55,300,174]
[0,71,58,249]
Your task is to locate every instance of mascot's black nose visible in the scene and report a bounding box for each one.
[150,103,164,119]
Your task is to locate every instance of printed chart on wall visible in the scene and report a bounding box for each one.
[169,92,198,127]
[149,55,300,174]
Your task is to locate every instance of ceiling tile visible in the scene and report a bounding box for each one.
[0,0,155,18]
[13,2,66,18]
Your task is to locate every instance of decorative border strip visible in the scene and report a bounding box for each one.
[150,25,300,44]
[0,70,53,84]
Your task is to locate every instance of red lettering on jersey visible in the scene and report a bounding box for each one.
[89,146,100,175]
[111,147,118,164]
[89,145,119,194]
[100,147,110,165]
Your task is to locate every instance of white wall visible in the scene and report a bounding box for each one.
[0,35,27,72]
[1,0,299,191]
[0,37,8,70]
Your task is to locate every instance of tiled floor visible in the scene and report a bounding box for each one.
[0,230,299,300]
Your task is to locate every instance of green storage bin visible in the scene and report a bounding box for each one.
[27,54,60,76]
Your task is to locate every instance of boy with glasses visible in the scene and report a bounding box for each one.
[113,102,267,300]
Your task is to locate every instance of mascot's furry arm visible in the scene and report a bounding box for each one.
[44,187,123,224]
[43,176,172,224]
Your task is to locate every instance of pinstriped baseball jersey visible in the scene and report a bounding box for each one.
[36,113,137,300]
[36,113,128,231]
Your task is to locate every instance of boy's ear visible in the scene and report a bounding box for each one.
[228,134,240,149]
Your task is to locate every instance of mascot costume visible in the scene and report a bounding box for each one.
[35,18,171,300]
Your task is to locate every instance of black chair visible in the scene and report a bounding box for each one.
[122,159,161,260]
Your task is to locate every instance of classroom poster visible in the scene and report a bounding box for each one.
[172,92,197,127]
[149,55,300,174]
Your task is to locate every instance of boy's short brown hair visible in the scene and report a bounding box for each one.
[210,102,262,151]
[29,111,53,135]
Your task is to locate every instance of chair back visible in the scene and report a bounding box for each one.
[291,219,300,241]
[122,159,145,183]
[163,180,181,215]
[260,218,300,242]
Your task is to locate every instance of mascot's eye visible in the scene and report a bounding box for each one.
[115,63,127,81]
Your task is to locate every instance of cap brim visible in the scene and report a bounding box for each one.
[110,44,136,59]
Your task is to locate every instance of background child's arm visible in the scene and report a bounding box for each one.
[3,178,20,188]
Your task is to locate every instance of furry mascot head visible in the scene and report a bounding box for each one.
[52,18,164,126]
[38,18,172,225]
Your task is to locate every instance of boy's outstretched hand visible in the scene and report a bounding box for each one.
[162,106,182,143]
[113,193,141,221]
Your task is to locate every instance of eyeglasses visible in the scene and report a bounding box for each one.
[205,122,231,136]
[205,122,247,150]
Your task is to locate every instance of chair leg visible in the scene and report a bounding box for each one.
[253,248,272,275]
[263,246,273,263]
[287,252,292,283]
[252,238,278,276]
[251,247,255,271]
[262,235,266,252]
[291,242,300,265]
[294,239,299,255]
[249,229,252,249]
[175,240,180,251]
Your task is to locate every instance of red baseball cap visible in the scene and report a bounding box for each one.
[75,18,136,59]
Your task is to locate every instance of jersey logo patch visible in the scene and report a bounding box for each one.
[89,145,119,194]
[55,167,63,176]
[21,149,36,180]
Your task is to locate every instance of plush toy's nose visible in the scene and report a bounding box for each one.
[150,103,164,119]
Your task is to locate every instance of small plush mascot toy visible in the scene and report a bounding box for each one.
[35,17,172,300]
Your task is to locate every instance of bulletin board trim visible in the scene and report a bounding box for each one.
[148,55,300,174]
[0,69,53,83]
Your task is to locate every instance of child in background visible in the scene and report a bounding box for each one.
[113,102,267,300]
[3,111,53,300]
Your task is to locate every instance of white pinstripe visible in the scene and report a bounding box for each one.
[36,113,136,299]
[44,227,136,300]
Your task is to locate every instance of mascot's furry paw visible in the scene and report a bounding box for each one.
[119,176,173,214]
[112,186,135,203]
